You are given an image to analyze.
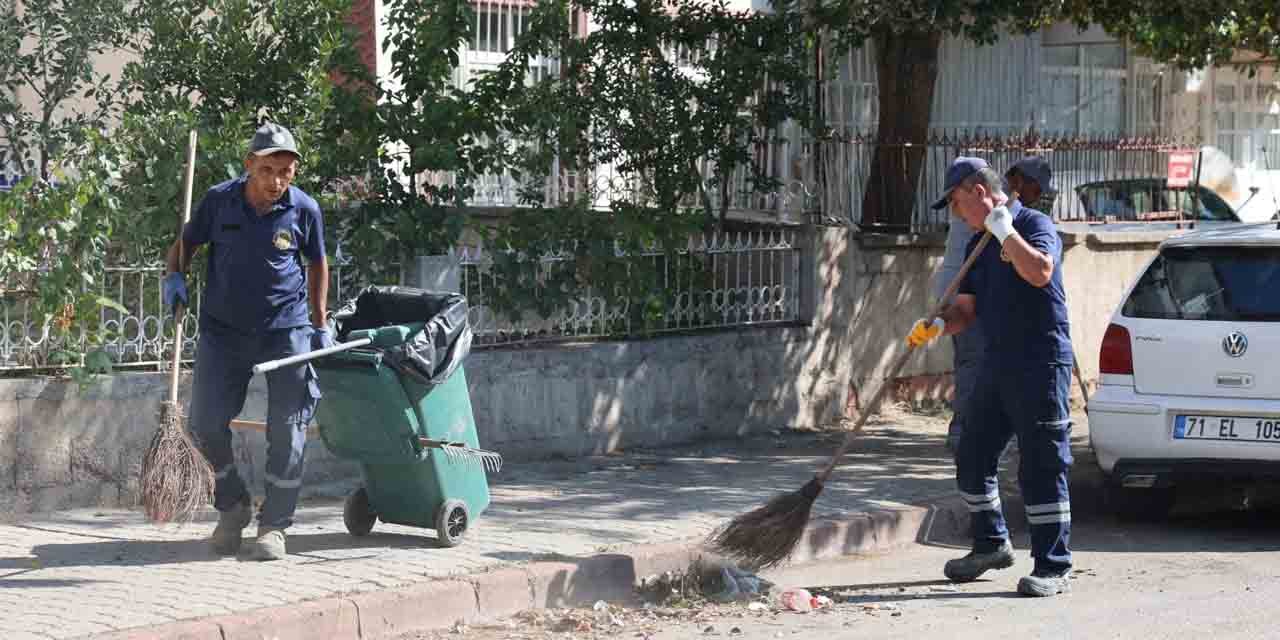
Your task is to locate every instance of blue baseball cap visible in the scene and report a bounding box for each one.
[930,156,989,210]
[1006,155,1053,192]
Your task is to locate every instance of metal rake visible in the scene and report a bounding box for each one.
[418,437,504,472]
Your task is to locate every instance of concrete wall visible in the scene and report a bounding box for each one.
[0,226,1172,517]
[0,373,359,517]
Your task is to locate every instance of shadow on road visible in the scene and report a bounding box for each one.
[811,579,1025,603]
[0,527,441,573]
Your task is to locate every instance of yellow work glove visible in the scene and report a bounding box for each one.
[906,318,945,348]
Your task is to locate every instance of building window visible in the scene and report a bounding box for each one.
[1212,67,1280,169]
[1041,42,1129,134]
[472,1,531,55]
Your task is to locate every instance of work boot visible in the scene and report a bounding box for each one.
[1017,570,1071,597]
[209,497,253,556]
[943,540,1015,583]
[248,527,287,561]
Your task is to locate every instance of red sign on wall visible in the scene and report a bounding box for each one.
[1167,151,1196,188]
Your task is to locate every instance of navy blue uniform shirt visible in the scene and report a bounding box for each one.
[959,200,1073,366]
[183,176,326,332]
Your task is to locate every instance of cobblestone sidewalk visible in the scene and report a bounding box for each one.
[0,409,962,640]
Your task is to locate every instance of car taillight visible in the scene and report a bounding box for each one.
[1099,323,1133,375]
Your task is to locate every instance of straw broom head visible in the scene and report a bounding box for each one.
[140,401,214,523]
[706,476,823,570]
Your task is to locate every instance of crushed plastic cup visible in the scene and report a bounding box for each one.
[778,587,814,612]
[778,588,832,612]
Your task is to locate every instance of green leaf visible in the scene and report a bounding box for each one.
[93,295,128,314]
[84,348,114,374]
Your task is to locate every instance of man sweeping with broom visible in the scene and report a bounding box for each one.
[161,122,331,561]
[909,157,1075,597]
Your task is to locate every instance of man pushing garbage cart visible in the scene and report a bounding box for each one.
[162,122,332,561]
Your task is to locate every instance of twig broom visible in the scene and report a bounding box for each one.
[708,221,1001,570]
[140,130,215,523]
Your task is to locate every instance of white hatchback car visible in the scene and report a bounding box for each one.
[1088,223,1280,515]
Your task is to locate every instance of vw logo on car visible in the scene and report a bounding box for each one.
[1222,331,1248,358]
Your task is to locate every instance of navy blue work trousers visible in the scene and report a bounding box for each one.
[948,323,986,444]
[955,362,1073,574]
[188,319,321,529]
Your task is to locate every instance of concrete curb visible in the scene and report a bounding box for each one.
[86,494,972,640]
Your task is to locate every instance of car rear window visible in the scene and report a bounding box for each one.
[1076,182,1237,222]
[1122,246,1280,321]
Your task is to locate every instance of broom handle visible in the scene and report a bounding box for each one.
[817,226,997,483]
[1072,353,1089,406]
[168,129,198,406]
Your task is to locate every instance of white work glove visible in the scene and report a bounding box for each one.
[906,318,945,348]
[984,204,1016,245]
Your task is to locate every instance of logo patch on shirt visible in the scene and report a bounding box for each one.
[272,229,294,251]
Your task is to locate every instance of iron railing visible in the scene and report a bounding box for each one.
[817,131,1202,232]
[1,228,802,369]
[458,229,802,346]
[0,248,360,372]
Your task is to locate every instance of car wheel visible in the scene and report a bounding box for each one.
[1103,484,1176,520]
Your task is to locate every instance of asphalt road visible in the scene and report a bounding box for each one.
[408,462,1280,640]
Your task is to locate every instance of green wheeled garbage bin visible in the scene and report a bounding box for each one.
[307,286,500,547]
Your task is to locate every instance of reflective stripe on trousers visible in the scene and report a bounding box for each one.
[954,363,1073,574]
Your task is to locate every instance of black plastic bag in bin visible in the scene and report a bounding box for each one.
[332,285,473,386]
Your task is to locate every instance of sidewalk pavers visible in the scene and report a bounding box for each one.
[2,408,978,640]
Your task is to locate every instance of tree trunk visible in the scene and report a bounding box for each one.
[859,28,942,230]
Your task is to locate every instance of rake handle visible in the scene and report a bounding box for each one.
[168,130,198,406]
[251,338,373,374]
[817,227,997,483]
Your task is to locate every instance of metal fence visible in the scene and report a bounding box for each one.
[0,249,361,372]
[0,229,801,370]
[818,131,1200,232]
[1,264,192,371]
[458,229,802,346]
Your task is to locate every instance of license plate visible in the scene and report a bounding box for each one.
[1174,415,1280,443]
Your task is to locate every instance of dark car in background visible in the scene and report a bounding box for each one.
[1075,178,1246,224]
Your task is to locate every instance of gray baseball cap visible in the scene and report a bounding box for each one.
[248,122,300,157]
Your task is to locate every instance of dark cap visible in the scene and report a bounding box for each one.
[930,156,989,210]
[1006,155,1053,191]
[248,122,300,158]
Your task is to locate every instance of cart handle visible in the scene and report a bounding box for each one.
[252,338,373,374]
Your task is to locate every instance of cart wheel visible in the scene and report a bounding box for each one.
[435,499,470,547]
[344,488,378,537]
